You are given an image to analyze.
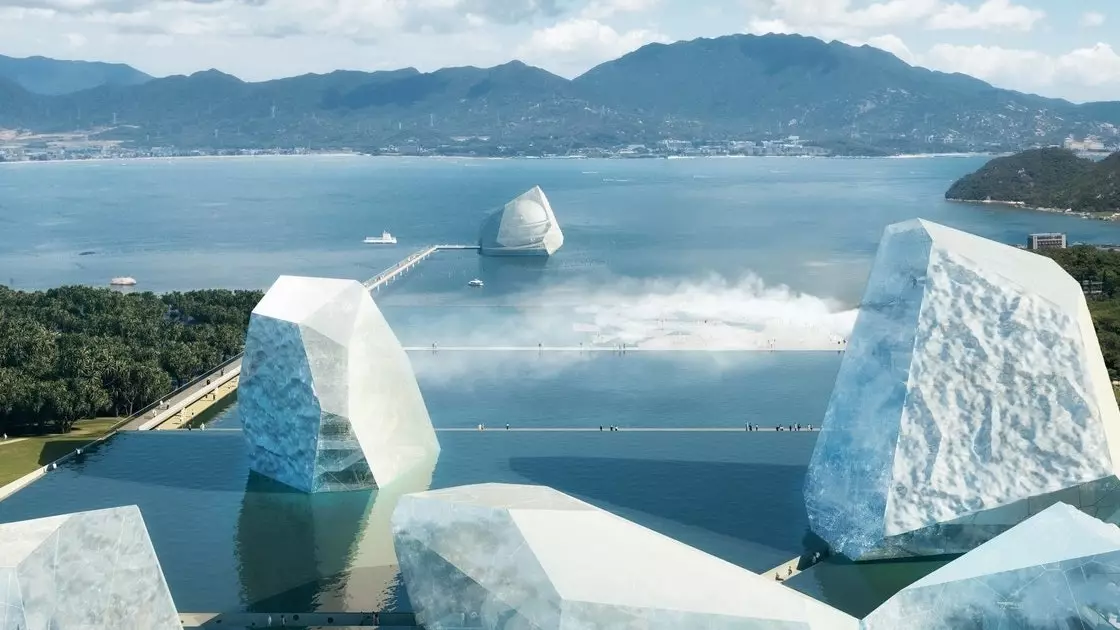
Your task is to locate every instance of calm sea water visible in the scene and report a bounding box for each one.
[0,155,1109,617]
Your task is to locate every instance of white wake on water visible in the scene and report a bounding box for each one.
[403,273,857,352]
[544,274,856,351]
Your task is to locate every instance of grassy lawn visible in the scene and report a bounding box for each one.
[0,417,120,487]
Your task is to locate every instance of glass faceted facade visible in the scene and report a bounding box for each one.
[240,275,440,493]
[862,503,1120,629]
[0,505,182,630]
[805,219,1120,561]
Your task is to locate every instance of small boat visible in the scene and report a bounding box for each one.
[109,277,137,286]
[363,231,397,245]
[468,279,484,287]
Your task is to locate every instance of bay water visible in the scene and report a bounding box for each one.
[1,155,1113,617]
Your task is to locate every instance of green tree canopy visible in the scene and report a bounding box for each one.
[0,286,261,436]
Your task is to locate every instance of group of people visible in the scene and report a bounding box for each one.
[745,423,814,432]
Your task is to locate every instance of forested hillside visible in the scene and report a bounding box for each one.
[947,148,1120,213]
[0,286,261,436]
[1040,246,1120,378]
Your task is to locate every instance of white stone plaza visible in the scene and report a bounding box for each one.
[239,275,440,493]
[0,505,182,630]
[478,186,564,256]
[805,218,1120,560]
[392,483,858,629]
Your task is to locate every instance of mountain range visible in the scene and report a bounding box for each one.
[2,34,1119,155]
[0,53,150,95]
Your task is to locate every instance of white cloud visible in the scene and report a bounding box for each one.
[1082,11,1105,27]
[926,0,1044,31]
[64,32,88,47]
[515,17,669,76]
[579,0,659,20]
[923,42,1120,100]
[847,33,915,64]
[746,0,1044,38]
[746,0,938,39]
[0,0,564,39]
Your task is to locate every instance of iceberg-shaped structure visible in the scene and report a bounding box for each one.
[478,186,564,256]
[805,219,1120,561]
[392,483,858,629]
[0,505,182,630]
[862,502,1120,629]
[240,275,440,494]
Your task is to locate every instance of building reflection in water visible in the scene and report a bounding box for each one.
[233,453,437,613]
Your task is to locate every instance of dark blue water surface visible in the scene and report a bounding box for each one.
[0,429,819,613]
[0,156,1105,617]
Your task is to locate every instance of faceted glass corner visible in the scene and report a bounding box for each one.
[240,275,439,494]
[0,506,182,630]
[806,219,1120,561]
[862,503,1120,629]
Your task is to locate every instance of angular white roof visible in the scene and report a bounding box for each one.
[393,483,857,629]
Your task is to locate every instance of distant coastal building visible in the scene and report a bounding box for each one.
[1064,136,1107,152]
[478,186,564,257]
[1027,232,1067,250]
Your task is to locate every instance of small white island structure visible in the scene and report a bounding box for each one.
[478,186,564,256]
[109,276,137,286]
[363,231,397,245]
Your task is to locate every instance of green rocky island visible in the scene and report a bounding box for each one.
[946,148,1120,217]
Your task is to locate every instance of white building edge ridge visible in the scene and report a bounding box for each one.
[391,482,859,629]
[0,505,183,629]
[239,275,440,493]
[862,502,1120,628]
[805,218,1120,561]
[478,186,564,256]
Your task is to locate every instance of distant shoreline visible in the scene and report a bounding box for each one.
[0,151,995,166]
[0,153,360,166]
[946,197,1119,222]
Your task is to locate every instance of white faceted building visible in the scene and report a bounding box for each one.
[478,186,564,256]
[240,275,440,493]
[805,219,1120,561]
[392,483,858,629]
[862,502,1120,629]
[0,505,182,630]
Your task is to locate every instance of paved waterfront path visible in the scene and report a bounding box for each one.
[120,359,241,431]
[155,374,241,430]
[0,437,28,448]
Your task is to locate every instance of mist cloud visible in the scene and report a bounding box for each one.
[395,272,857,386]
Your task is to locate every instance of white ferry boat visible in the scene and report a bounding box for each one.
[109,277,137,286]
[468,279,484,287]
[363,231,397,245]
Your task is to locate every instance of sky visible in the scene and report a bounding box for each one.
[0,0,1118,102]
